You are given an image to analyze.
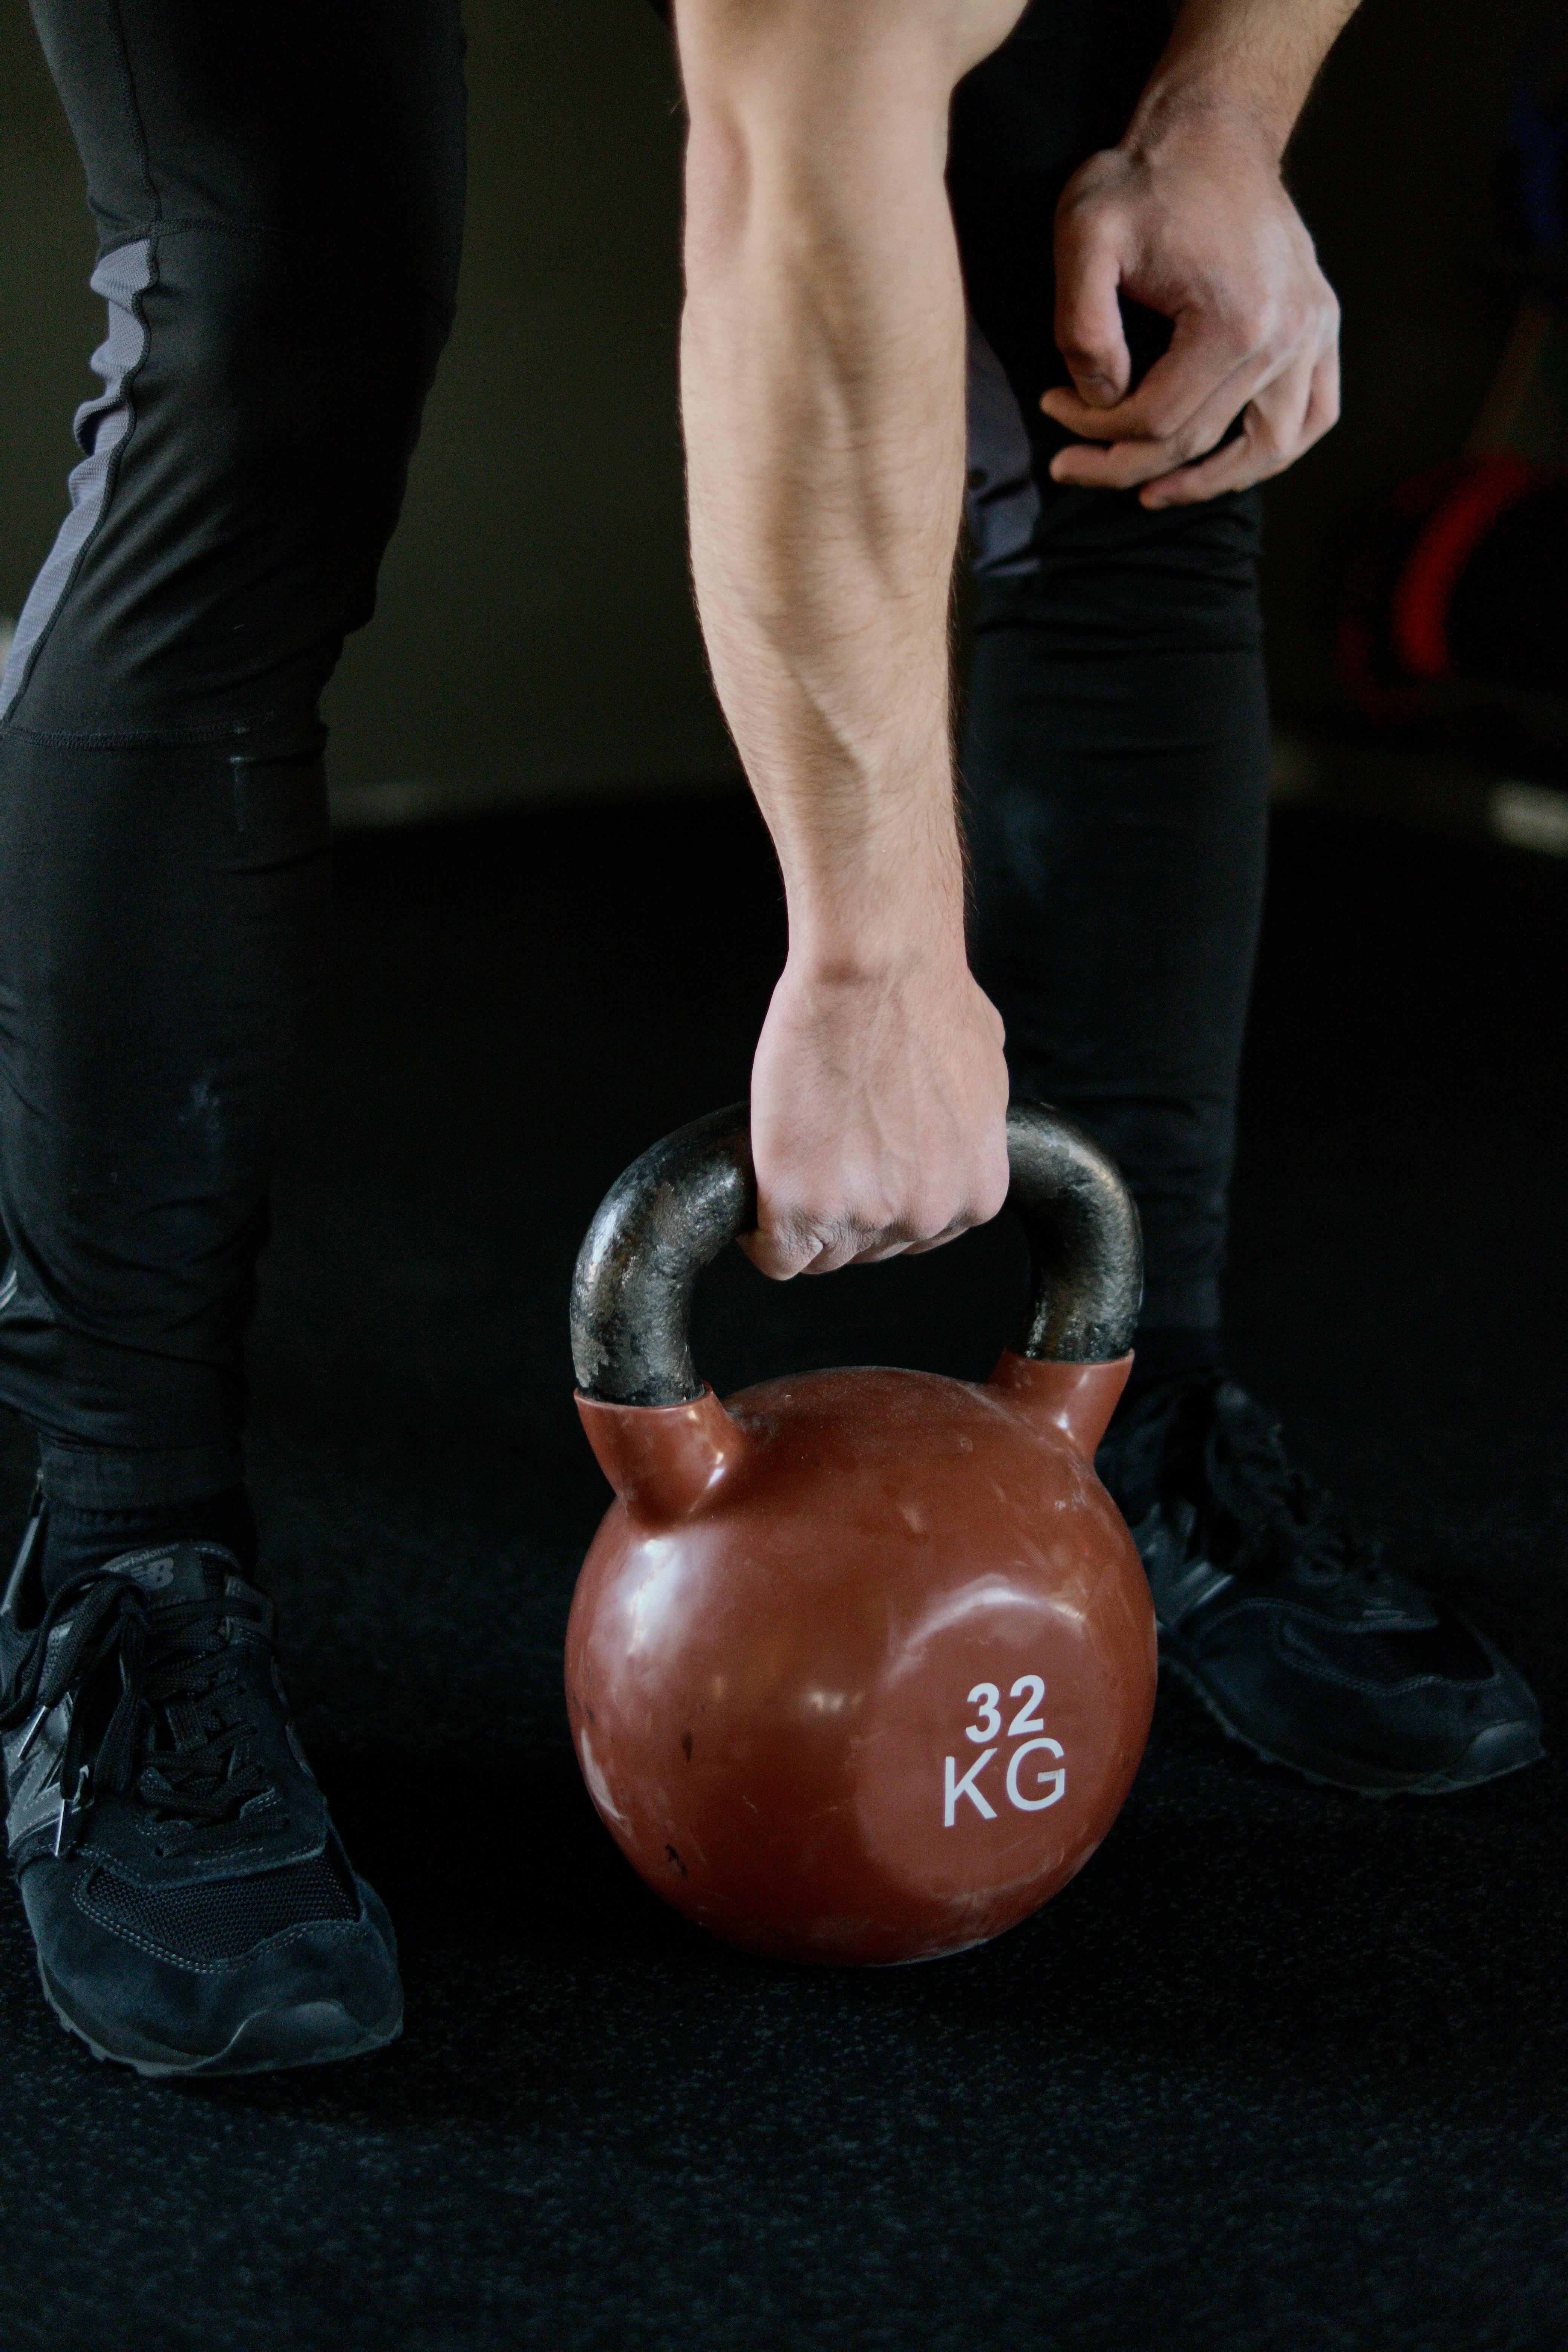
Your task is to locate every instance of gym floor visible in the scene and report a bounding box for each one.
[0,791,1563,2352]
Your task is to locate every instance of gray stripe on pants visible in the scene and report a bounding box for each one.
[0,237,155,726]
[964,317,1042,582]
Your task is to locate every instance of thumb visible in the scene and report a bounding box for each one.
[1052,218,1131,409]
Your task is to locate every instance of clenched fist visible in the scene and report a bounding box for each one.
[743,950,1011,1281]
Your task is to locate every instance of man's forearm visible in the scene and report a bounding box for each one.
[670,2,1021,1279]
[1127,0,1361,163]
[677,2,1020,974]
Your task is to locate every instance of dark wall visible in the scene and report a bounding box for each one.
[1267,0,1562,726]
[0,0,1557,787]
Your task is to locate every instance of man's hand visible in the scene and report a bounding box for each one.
[1038,0,1359,508]
[1040,110,1340,508]
[743,949,1011,1280]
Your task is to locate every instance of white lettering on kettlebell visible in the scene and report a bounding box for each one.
[964,1684,1001,1743]
[1005,1736,1066,1811]
[1007,1676,1046,1736]
[944,1672,1068,1825]
[944,1749,998,1824]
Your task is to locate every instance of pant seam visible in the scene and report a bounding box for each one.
[0,714,297,752]
[101,0,162,223]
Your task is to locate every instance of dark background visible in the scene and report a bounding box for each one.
[1,0,1563,794]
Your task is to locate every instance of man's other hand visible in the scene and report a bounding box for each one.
[1039,110,1340,507]
[742,953,1011,1280]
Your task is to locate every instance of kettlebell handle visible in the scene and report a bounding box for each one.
[570,1099,1142,1408]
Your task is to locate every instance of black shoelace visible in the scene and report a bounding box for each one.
[1201,1393,1386,1590]
[0,1569,273,1857]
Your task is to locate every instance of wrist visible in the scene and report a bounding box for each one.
[772,796,968,986]
[786,906,970,989]
[1121,0,1358,167]
[784,880,968,990]
[1120,76,1292,172]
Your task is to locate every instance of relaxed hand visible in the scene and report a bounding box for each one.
[1039,111,1340,507]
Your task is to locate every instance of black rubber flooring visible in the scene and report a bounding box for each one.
[0,792,1563,2352]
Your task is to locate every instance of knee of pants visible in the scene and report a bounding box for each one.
[2,224,456,744]
[970,487,1268,663]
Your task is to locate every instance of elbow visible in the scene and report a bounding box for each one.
[674,0,961,274]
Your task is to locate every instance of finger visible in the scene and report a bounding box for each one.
[1138,349,1319,505]
[736,1228,805,1281]
[1135,404,1289,505]
[899,1223,972,1259]
[1044,365,1276,492]
[1054,309,1318,495]
[801,1229,907,1276]
[792,1200,981,1275]
[849,1215,971,1266]
[1052,219,1132,409]
[1047,371,1263,493]
[827,1238,916,1270]
[738,1213,853,1281]
[1301,338,1340,446]
[772,1207,922,1279]
[1042,308,1268,458]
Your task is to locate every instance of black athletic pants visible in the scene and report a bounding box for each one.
[0,0,1266,1511]
[952,8,1271,1339]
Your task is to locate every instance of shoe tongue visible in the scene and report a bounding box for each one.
[1208,1382,1289,1485]
[104,1539,242,1606]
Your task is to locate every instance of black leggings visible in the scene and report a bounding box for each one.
[1,0,1266,1508]
[0,0,465,1505]
[952,6,1271,1335]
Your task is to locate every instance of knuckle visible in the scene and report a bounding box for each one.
[1059,334,1116,375]
[1055,184,1107,235]
[1170,422,1216,466]
[1138,395,1181,439]
[773,1232,820,1277]
[1240,294,1279,348]
[763,1203,841,1271]
[901,1192,949,1243]
[977,1169,1010,1224]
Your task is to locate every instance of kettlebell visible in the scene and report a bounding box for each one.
[565,1100,1155,1966]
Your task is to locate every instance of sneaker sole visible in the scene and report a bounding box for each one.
[1159,1651,1547,1798]
[38,1958,404,2079]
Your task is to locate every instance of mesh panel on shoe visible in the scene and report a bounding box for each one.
[77,1848,359,1962]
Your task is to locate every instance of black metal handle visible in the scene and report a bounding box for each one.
[570,1099,1143,1407]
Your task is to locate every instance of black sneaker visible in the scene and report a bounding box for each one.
[1097,1379,1545,1795]
[0,1493,402,2075]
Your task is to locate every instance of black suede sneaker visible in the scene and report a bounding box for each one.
[0,1493,402,2076]
[1097,1379,1545,1796]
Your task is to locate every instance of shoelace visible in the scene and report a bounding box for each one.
[0,1568,273,1856]
[1202,1395,1387,1589]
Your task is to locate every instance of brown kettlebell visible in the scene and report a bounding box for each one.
[565,1100,1155,1966]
